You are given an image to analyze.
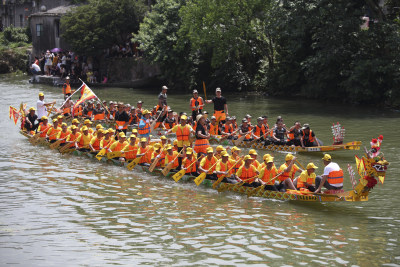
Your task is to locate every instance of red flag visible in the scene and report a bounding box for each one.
[12,109,20,125]
[72,84,96,116]
[9,106,15,119]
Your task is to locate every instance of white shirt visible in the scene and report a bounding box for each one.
[37,99,46,118]
[323,161,343,186]
[31,63,41,72]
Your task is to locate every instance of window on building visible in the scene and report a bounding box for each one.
[36,24,43,37]
[55,20,60,38]
[19,15,23,27]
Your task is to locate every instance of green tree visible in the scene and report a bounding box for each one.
[61,0,148,56]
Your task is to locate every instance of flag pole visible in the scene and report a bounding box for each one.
[59,83,84,109]
[79,79,109,115]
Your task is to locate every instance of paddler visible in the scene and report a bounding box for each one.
[162,110,176,130]
[121,134,138,162]
[75,125,92,151]
[272,120,288,145]
[166,114,194,169]
[214,145,225,159]
[300,123,320,147]
[235,155,260,187]
[138,109,151,140]
[83,101,94,119]
[205,87,228,123]
[181,147,198,176]
[296,163,318,192]
[315,154,344,193]
[209,116,219,136]
[190,89,204,122]
[83,119,94,134]
[57,115,64,125]
[198,147,218,180]
[131,129,139,144]
[62,97,73,117]
[160,135,168,148]
[107,101,116,120]
[62,76,72,98]
[46,119,61,143]
[25,107,38,132]
[229,146,242,174]
[68,118,80,132]
[37,92,56,123]
[248,149,260,168]
[164,144,180,172]
[137,138,153,166]
[89,129,104,152]
[194,114,210,157]
[37,116,51,137]
[150,143,164,167]
[277,153,301,191]
[108,132,128,152]
[287,121,302,146]
[258,156,279,191]
[56,123,71,145]
[93,102,105,121]
[100,129,115,150]
[238,119,252,141]
[136,100,144,118]
[65,125,81,148]
[221,117,235,139]
[215,151,237,183]
[252,117,267,142]
[94,124,104,137]
[115,102,130,135]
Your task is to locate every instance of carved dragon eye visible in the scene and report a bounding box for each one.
[372,164,386,172]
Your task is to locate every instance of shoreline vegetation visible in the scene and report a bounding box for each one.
[2,0,400,109]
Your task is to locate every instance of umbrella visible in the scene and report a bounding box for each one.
[50,48,63,53]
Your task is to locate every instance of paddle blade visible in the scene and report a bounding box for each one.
[212,175,225,189]
[107,151,122,159]
[96,148,106,161]
[149,158,159,172]
[172,169,186,182]
[161,164,172,176]
[50,140,62,149]
[194,173,206,186]
[127,157,141,170]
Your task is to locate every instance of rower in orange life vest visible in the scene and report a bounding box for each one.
[164,144,180,172]
[138,109,151,140]
[198,147,218,180]
[205,87,229,123]
[62,98,74,117]
[278,153,301,191]
[108,132,129,155]
[115,102,130,135]
[296,163,318,192]
[162,110,176,130]
[258,155,279,191]
[300,123,320,147]
[190,89,204,122]
[235,155,260,187]
[100,129,115,150]
[252,117,267,143]
[75,125,92,152]
[65,125,81,148]
[137,137,153,166]
[121,134,138,162]
[93,102,105,121]
[150,143,164,167]
[209,116,219,136]
[214,150,238,184]
[37,116,51,137]
[229,146,242,174]
[181,147,198,176]
[315,154,344,193]
[46,118,62,143]
[89,128,104,152]
[62,76,72,98]
[238,118,252,141]
[221,117,235,139]
[287,121,302,146]
[56,123,71,146]
[248,149,260,169]
[83,101,94,119]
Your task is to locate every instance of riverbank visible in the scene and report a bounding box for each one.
[0,46,30,74]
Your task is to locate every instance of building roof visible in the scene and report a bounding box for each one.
[30,5,76,17]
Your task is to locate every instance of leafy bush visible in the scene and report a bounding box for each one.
[2,26,29,43]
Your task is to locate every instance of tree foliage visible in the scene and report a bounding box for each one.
[61,0,148,56]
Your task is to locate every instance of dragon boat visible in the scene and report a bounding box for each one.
[19,128,389,203]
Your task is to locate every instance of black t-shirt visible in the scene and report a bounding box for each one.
[274,127,286,141]
[27,113,38,124]
[196,123,207,139]
[212,96,226,111]
[93,108,104,115]
[115,110,130,122]
[302,130,315,141]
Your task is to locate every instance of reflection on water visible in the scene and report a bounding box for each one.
[0,75,399,265]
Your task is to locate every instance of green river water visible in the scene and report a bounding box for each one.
[0,75,399,266]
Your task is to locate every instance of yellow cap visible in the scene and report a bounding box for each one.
[84,119,92,124]
[173,140,178,145]
[181,115,188,120]
[52,118,57,122]
[81,126,88,131]
[266,157,274,163]
[166,144,173,150]
[307,163,318,170]
[322,154,332,161]
[186,147,193,153]
[72,118,79,124]
[216,145,224,152]
[285,153,294,161]
[231,146,241,152]
[186,150,193,155]
[96,124,103,129]
[57,115,63,119]
[107,129,114,134]
[244,155,252,161]
[29,107,36,111]
[132,129,138,134]
[221,151,229,157]
[160,135,167,140]
[97,129,104,134]
[41,116,48,120]
[61,122,67,127]
[153,143,161,149]
[130,134,137,139]
[118,132,126,138]
[206,147,214,153]
[249,149,258,155]
[71,125,77,130]
[142,109,150,115]
[38,92,44,97]
[263,154,272,161]
[140,137,147,142]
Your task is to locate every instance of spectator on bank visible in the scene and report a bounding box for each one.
[30,61,41,75]
[44,50,53,76]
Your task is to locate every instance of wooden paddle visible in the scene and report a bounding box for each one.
[203,81,207,100]
[212,156,244,188]
[194,160,219,186]
[150,107,164,133]
[172,155,204,182]
[47,102,56,117]
[126,147,152,171]
[247,171,284,197]
[233,126,253,146]
[49,139,63,149]
[295,159,305,170]
[59,143,74,153]
[29,133,41,144]
[149,147,165,172]
[161,149,184,176]
[95,148,107,161]
[219,128,240,141]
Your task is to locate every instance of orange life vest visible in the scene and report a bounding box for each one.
[253,125,265,138]
[58,130,70,143]
[210,124,219,135]
[63,83,71,95]
[237,165,257,183]
[68,132,80,142]
[91,136,102,150]
[78,133,92,148]
[165,151,179,168]
[216,160,231,178]
[328,169,344,186]
[63,107,71,115]
[138,119,150,135]
[38,123,51,138]
[260,167,278,185]
[201,156,217,174]
[111,141,126,152]
[115,120,127,130]
[101,138,113,149]
[138,146,153,164]
[297,172,316,189]
[123,144,138,160]
[176,125,190,141]
[47,126,61,140]
[190,97,204,111]
[94,112,105,121]
[183,156,197,173]
[302,130,315,143]
[224,124,233,134]
[279,163,299,182]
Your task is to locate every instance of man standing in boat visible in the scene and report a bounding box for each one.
[190,90,204,122]
[315,154,344,193]
[158,85,168,112]
[37,92,56,123]
[205,88,228,123]
[62,76,72,99]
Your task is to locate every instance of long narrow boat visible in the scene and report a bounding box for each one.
[19,130,388,202]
